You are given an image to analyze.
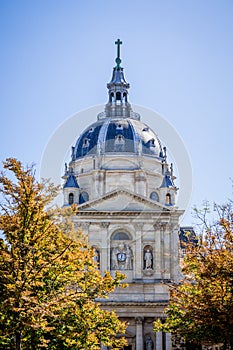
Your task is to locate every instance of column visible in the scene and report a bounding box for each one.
[135,317,143,350]
[166,332,171,350]
[156,331,162,350]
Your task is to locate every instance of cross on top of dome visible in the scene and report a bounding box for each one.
[115,39,122,68]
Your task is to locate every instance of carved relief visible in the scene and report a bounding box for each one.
[135,222,143,230]
[101,222,110,228]
[135,316,144,324]
[111,243,133,270]
[82,222,90,229]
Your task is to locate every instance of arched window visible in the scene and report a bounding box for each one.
[79,191,89,204]
[150,191,159,202]
[110,92,115,102]
[82,138,90,156]
[83,138,89,147]
[68,193,74,205]
[112,232,130,240]
[116,91,121,101]
[166,193,172,205]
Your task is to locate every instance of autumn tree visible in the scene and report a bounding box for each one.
[0,158,127,350]
[154,202,233,349]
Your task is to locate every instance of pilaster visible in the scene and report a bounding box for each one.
[101,222,110,271]
[160,223,166,279]
[156,331,163,350]
[164,223,171,279]
[135,223,143,279]
[135,317,143,350]
[154,224,161,279]
[166,332,171,350]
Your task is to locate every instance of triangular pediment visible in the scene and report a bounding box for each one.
[78,188,171,212]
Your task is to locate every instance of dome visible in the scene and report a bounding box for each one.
[63,39,178,210]
[73,117,164,160]
[71,39,164,162]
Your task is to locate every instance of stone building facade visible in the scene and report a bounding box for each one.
[63,40,184,349]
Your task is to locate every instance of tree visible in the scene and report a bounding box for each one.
[0,158,127,350]
[154,202,233,349]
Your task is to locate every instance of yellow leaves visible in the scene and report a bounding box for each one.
[157,211,233,346]
[0,158,127,349]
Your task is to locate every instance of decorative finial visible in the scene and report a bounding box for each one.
[163,146,167,162]
[115,39,122,68]
[170,163,173,177]
[71,146,75,161]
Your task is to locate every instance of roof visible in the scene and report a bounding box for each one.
[64,173,79,188]
[73,117,164,160]
[160,174,175,188]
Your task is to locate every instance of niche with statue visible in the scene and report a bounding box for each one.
[110,231,133,271]
[143,245,153,275]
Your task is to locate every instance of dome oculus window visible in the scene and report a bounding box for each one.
[83,138,89,147]
[150,139,155,147]
[116,123,123,130]
[150,191,159,202]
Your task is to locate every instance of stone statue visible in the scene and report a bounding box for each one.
[111,244,133,270]
[125,244,133,270]
[144,249,153,270]
[145,336,154,350]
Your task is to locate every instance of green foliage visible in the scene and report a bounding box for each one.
[154,203,233,348]
[0,158,127,349]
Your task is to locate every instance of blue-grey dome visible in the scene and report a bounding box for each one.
[73,117,164,160]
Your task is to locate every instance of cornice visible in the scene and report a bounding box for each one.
[100,300,168,307]
[76,210,183,217]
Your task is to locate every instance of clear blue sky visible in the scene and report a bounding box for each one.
[1,0,233,226]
